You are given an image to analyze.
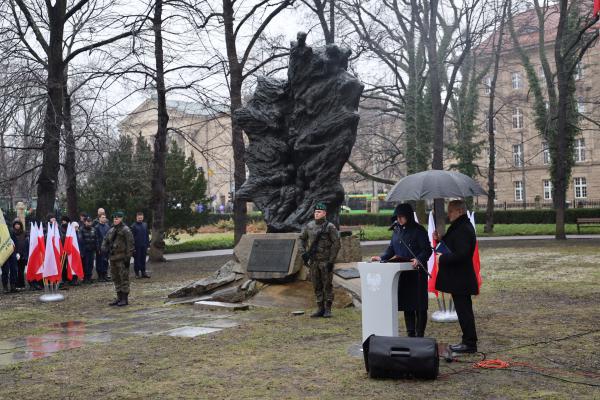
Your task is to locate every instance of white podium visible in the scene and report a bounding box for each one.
[357,261,413,343]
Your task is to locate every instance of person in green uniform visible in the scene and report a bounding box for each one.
[102,211,134,307]
[299,202,341,318]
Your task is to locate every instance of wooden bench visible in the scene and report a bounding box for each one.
[576,218,600,234]
[339,225,365,241]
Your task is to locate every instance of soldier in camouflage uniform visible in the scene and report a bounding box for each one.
[102,211,134,307]
[299,202,341,318]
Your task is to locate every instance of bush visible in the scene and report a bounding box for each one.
[338,208,600,226]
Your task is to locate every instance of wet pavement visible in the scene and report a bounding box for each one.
[0,307,242,367]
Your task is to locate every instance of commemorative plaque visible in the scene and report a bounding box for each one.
[247,239,295,273]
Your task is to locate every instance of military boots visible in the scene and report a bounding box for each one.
[310,302,325,318]
[109,292,121,306]
[322,301,333,318]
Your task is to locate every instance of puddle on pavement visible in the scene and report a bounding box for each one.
[0,308,239,366]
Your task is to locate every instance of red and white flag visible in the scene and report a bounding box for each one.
[25,222,43,281]
[468,211,483,293]
[426,210,439,296]
[64,223,83,279]
[42,223,61,282]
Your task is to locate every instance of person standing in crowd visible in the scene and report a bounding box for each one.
[95,214,111,282]
[102,211,134,307]
[299,202,341,318]
[371,204,432,337]
[1,222,18,294]
[11,220,29,290]
[433,199,479,353]
[131,212,150,279]
[80,217,97,284]
[92,208,105,228]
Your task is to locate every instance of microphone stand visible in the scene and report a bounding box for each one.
[396,236,432,278]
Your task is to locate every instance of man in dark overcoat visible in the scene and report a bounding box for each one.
[434,199,478,353]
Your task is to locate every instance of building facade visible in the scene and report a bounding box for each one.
[475,7,600,208]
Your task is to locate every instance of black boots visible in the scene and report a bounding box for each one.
[117,292,129,307]
[322,301,333,318]
[311,301,333,318]
[109,292,121,306]
[404,310,428,337]
[310,302,325,318]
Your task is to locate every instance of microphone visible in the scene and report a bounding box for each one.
[397,236,432,278]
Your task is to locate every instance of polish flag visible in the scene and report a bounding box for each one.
[64,223,83,279]
[426,210,439,296]
[25,223,43,281]
[42,223,61,282]
[468,211,483,293]
[36,223,46,276]
[595,0,600,17]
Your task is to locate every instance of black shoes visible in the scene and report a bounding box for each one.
[109,292,121,306]
[310,302,325,318]
[141,272,150,279]
[450,343,478,353]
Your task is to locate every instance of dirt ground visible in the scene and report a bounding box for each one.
[0,241,599,399]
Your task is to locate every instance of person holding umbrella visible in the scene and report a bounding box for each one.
[433,199,478,353]
[371,203,432,337]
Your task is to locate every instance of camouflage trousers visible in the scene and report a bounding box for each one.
[310,261,334,303]
[110,259,130,294]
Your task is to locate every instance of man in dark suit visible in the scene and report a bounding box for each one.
[433,200,478,353]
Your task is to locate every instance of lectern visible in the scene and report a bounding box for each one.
[357,262,413,343]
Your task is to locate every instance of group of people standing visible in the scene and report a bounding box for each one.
[1,208,151,308]
[300,199,479,354]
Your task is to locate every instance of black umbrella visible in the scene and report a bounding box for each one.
[385,170,487,201]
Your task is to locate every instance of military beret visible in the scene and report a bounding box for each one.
[112,211,125,218]
[314,202,327,211]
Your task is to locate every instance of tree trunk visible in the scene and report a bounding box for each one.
[63,79,78,220]
[553,64,568,240]
[36,1,66,219]
[223,0,247,245]
[149,0,169,261]
[425,0,446,234]
[485,2,508,234]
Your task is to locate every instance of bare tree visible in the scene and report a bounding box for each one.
[5,0,138,219]
[508,0,599,239]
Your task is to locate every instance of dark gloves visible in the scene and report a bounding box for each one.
[327,262,334,272]
[301,252,310,264]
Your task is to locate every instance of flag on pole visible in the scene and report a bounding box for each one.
[42,223,61,282]
[468,211,483,293]
[0,208,14,266]
[426,210,439,296]
[64,223,83,279]
[594,0,600,17]
[26,222,43,281]
[35,223,46,276]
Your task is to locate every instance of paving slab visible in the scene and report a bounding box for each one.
[161,326,222,338]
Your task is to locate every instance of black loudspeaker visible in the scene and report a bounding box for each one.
[362,335,439,380]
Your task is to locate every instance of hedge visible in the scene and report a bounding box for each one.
[338,208,600,226]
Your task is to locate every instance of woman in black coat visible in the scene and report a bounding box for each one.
[371,203,432,337]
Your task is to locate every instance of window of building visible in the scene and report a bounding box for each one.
[483,76,491,94]
[575,61,584,80]
[577,97,585,113]
[574,138,585,162]
[542,142,550,165]
[543,179,552,200]
[574,177,587,198]
[514,181,524,201]
[511,72,522,89]
[513,143,523,167]
[512,107,523,129]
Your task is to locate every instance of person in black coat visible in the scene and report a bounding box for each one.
[11,220,29,289]
[434,199,478,353]
[80,217,98,284]
[131,212,150,278]
[371,203,432,337]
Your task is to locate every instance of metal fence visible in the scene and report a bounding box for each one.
[475,199,600,210]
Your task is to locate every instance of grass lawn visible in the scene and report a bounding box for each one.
[0,241,598,399]
[165,224,600,253]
